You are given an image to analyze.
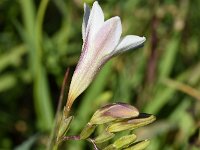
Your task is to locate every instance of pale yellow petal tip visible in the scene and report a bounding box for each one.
[137,36,146,45]
[66,93,76,109]
[84,3,90,9]
[83,3,86,10]
[142,36,146,42]
[94,1,99,5]
[114,16,120,20]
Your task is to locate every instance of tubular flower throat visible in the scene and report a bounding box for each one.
[66,1,146,108]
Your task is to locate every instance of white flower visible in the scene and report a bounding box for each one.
[66,1,146,109]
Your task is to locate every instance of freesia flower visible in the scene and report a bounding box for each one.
[66,1,146,109]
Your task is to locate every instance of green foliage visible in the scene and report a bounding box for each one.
[68,103,155,150]
[0,0,200,150]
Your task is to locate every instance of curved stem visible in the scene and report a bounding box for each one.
[47,69,70,150]
[62,135,81,141]
[87,138,99,150]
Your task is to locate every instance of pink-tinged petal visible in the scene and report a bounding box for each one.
[86,1,104,43]
[66,17,122,108]
[82,3,90,42]
[93,16,122,56]
[113,35,146,55]
[66,53,103,109]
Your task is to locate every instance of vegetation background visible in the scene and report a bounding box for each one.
[0,0,199,149]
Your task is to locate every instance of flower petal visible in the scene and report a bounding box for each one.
[82,3,90,42]
[66,1,147,110]
[113,35,146,55]
[86,1,104,43]
[92,16,122,56]
[66,17,122,108]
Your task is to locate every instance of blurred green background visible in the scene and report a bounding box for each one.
[0,0,200,149]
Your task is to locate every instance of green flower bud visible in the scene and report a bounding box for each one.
[94,130,115,143]
[113,134,137,149]
[57,115,73,141]
[107,113,156,133]
[90,103,139,125]
[103,144,116,150]
[124,139,150,150]
[80,123,96,139]
[102,134,137,150]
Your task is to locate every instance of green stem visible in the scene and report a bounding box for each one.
[52,144,58,150]
[47,69,70,149]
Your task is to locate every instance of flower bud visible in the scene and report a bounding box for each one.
[94,130,115,143]
[113,134,137,149]
[124,139,150,150]
[103,144,116,150]
[80,123,96,139]
[102,134,137,150]
[107,113,156,133]
[57,115,73,141]
[90,102,139,125]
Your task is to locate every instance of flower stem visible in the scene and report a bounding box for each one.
[47,69,70,150]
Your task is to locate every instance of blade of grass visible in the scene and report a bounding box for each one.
[0,45,26,72]
[34,0,53,131]
[169,98,194,149]
[159,33,181,79]
[163,78,200,101]
[144,0,190,114]
[143,33,181,113]
[19,0,36,71]
[19,0,53,131]
[0,74,17,92]
[144,61,200,114]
